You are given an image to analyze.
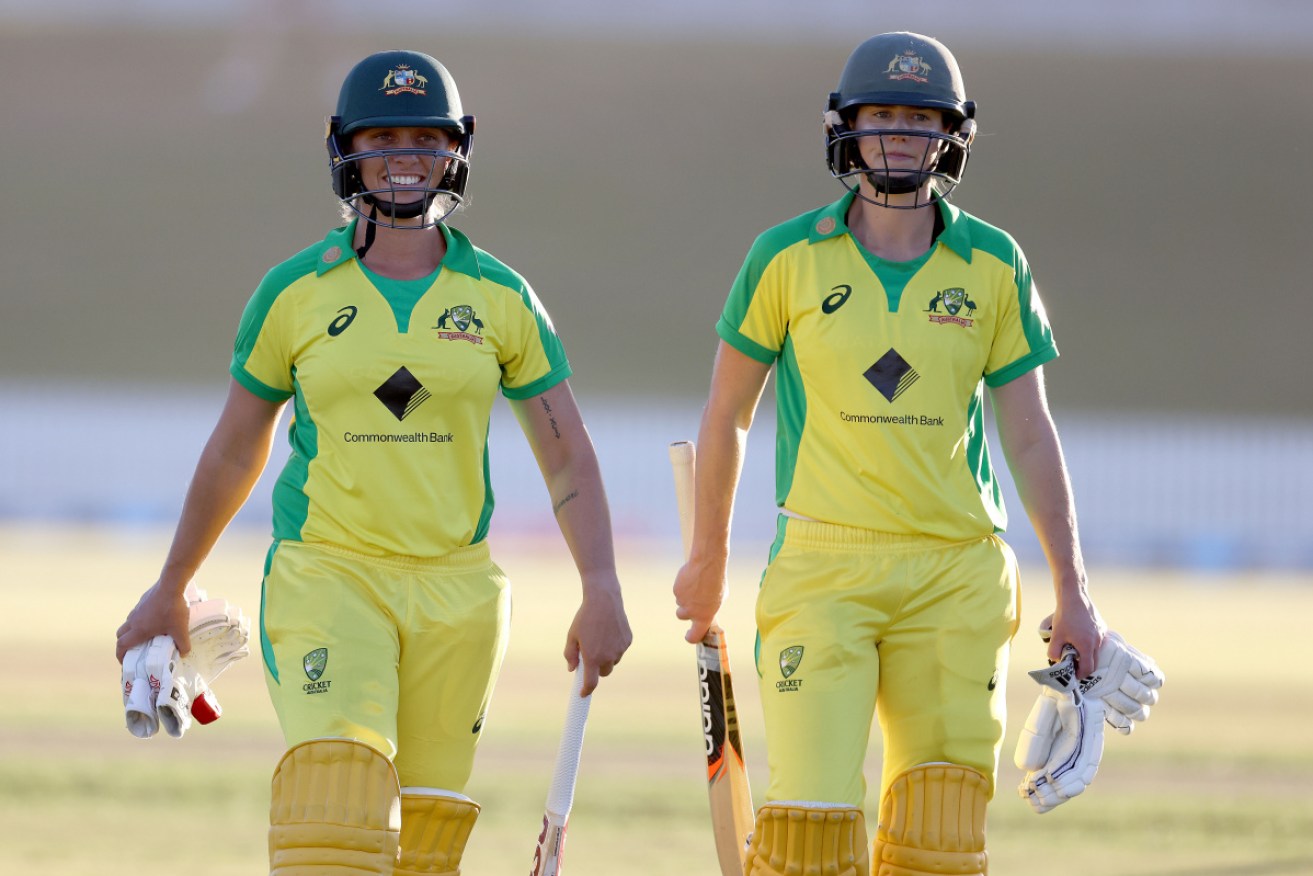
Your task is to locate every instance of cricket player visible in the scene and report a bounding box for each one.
[673,32,1108,874]
[115,49,632,875]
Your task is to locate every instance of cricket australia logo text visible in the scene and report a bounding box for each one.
[302,648,331,694]
[433,305,485,344]
[926,287,977,327]
[777,645,804,692]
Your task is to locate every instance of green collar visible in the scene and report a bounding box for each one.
[314,220,483,278]
[808,191,973,264]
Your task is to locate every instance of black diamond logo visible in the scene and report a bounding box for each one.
[864,349,919,402]
[374,366,431,421]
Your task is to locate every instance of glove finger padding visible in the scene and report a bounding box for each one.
[119,594,248,740]
[1078,631,1164,735]
[1016,687,1105,814]
[122,641,160,739]
[156,597,245,738]
[185,598,250,683]
[158,656,223,738]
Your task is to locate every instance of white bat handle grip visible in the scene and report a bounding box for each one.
[545,666,591,818]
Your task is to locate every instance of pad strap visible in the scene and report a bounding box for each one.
[395,788,480,876]
[873,765,988,876]
[269,738,401,875]
[745,803,868,876]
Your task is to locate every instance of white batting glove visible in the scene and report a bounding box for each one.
[1076,631,1164,735]
[156,598,249,738]
[140,633,184,737]
[157,657,223,738]
[184,598,251,682]
[1039,620,1165,735]
[120,596,250,739]
[1015,648,1105,813]
[122,638,162,738]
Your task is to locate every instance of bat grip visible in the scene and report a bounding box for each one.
[545,666,591,818]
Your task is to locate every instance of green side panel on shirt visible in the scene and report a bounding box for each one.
[774,334,806,507]
[472,421,495,544]
[964,382,1007,532]
[271,368,316,541]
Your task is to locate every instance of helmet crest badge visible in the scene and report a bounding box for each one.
[885,51,932,83]
[381,65,428,96]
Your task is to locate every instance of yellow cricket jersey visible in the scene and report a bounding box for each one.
[231,220,571,557]
[718,192,1057,540]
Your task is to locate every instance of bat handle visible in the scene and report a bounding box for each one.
[546,666,591,818]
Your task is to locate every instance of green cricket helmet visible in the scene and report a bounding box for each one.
[326,50,475,228]
[824,32,977,208]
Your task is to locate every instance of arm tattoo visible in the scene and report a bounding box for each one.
[540,397,561,439]
[553,489,579,516]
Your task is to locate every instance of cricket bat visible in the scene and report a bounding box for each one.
[529,666,592,876]
[669,440,755,876]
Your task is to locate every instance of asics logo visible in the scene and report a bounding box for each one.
[328,305,358,337]
[821,284,852,314]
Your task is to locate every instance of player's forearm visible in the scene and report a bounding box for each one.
[689,400,751,565]
[158,426,273,592]
[1006,429,1088,595]
[545,448,620,587]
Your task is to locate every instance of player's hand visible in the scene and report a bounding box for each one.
[115,581,192,663]
[1039,618,1162,734]
[1042,606,1104,682]
[673,555,727,644]
[121,595,249,739]
[1015,649,1105,813]
[565,573,632,696]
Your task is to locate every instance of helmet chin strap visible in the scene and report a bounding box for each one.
[355,204,379,261]
[856,131,937,201]
[361,191,430,220]
[354,192,441,261]
[862,170,925,196]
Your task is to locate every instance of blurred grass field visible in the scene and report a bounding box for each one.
[1,523,1311,874]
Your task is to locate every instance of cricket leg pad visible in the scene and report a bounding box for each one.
[872,764,988,876]
[269,738,402,875]
[394,787,480,876]
[744,802,870,876]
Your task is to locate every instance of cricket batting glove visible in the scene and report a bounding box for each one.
[156,598,250,738]
[1015,648,1105,814]
[1039,620,1165,735]
[122,637,166,738]
[1077,630,1164,735]
[183,597,251,683]
[121,597,250,739]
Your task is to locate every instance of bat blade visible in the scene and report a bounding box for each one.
[670,440,755,876]
[698,625,755,875]
[530,667,591,876]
